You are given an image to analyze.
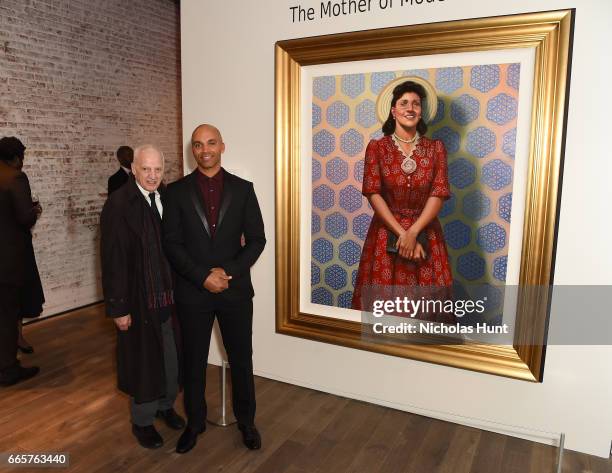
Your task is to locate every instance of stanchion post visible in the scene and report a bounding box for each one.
[555,433,565,473]
[207,360,236,427]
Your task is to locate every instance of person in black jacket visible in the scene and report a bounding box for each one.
[0,137,40,386]
[101,144,185,449]
[107,145,133,195]
[11,151,45,355]
[163,124,266,454]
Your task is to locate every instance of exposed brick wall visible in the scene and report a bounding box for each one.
[0,0,182,316]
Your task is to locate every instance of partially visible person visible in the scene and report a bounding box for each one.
[107,145,134,195]
[12,153,45,355]
[0,136,40,386]
[100,144,185,449]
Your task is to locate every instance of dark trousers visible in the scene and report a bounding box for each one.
[130,318,180,426]
[0,284,19,372]
[178,298,255,430]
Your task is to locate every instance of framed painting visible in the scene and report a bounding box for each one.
[275,10,574,381]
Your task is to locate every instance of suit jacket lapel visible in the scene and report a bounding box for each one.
[125,180,145,237]
[217,171,233,231]
[188,172,211,238]
[124,180,163,344]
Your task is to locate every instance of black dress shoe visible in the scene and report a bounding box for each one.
[156,408,186,430]
[176,425,205,454]
[0,364,39,386]
[238,424,261,450]
[17,344,34,354]
[131,424,163,449]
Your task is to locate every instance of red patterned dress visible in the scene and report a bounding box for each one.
[351,135,455,323]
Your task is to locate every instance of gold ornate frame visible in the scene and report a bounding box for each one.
[275,10,573,382]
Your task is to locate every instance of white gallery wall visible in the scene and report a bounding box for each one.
[181,0,612,456]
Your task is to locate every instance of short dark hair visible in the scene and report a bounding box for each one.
[0,136,26,162]
[381,81,428,136]
[116,146,134,166]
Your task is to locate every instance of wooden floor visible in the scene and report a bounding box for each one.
[0,304,609,473]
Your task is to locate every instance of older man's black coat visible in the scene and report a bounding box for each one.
[100,177,179,403]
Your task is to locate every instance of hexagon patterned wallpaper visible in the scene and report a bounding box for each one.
[311,64,519,313]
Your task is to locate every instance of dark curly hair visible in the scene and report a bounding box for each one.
[0,136,26,162]
[381,81,428,136]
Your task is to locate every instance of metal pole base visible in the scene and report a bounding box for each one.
[207,360,237,427]
[555,433,565,473]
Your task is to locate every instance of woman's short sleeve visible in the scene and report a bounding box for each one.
[430,139,451,200]
[362,140,381,195]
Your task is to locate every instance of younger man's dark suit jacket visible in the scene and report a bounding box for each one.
[162,169,266,309]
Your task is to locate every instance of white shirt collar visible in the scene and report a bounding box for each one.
[121,166,131,174]
[135,182,160,200]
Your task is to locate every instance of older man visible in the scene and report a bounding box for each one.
[163,124,266,453]
[101,144,184,449]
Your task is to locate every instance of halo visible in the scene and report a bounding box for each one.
[375,76,438,125]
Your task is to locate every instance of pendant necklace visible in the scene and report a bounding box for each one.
[392,132,420,175]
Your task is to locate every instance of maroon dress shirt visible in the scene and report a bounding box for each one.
[195,168,224,237]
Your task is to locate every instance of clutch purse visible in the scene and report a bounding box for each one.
[386,229,429,256]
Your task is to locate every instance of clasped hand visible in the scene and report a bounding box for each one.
[396,229,426,261]
[204,267,232,293]
[114,314,131,331]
